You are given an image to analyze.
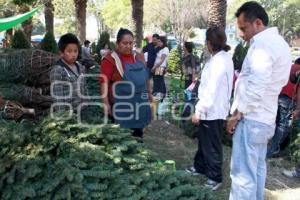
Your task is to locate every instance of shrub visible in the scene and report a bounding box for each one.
[11,30,30,49]
[167,48,182,74]
[96,31,111,62]
[232,41,249,71]
[40,32,58,53]
[288,120,300,161]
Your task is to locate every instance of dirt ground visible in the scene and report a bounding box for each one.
[144,120,300,200]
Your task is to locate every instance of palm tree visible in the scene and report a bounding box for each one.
[43,0,54,34]
[19,5,33,43]
[74,0,87,43]
[1,1,16,45]
[208,0,227,29]
[131,0,144,48]
[13,0,38,42]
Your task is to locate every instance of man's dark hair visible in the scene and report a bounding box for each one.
[295,57,300,65]
[235,1,269,26]
[58,33,80,52]
[116,28,134,44]
[152,34,160,40]
[84,40,90,46]
[184,42,194,53]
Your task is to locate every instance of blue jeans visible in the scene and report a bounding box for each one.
[229,119,275,200]
[267,95,293,157]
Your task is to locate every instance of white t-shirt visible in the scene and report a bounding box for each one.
[154,47,169,68]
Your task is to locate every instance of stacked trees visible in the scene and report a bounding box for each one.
[0,47,57,119]
[0,113,215,199]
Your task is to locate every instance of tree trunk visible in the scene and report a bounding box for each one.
[44,0,54,34]
[74,0,87,43]
[3,9,14,47]
[131,0,144,48]
[19,5,33,43]
[208,0,227,29]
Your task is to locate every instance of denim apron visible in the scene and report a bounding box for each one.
[113,60,151,129]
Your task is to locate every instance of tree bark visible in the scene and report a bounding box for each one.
[131,0,144,48]
[3,9,14,47]
[208,0,227,29]
[19,5,33,43]
[74,0,87,43]
[44,0,54,34]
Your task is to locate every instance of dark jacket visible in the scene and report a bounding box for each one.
[143,43,159,69]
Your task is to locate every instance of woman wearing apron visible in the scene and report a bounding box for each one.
[100,28,152,138]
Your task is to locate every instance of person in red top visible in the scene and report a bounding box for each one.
[99,28,152,138]
[267,57,300,158]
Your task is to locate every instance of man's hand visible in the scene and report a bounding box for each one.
[192,113,200,125]
[292,109,300,120]
[226,111,243,134]
[192,74,198,82]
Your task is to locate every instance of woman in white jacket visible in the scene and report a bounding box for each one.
[186,27,234,191]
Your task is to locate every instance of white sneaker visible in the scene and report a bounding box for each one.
[282,168,300,178]
[205,179,222,191]
[185,166,203,176]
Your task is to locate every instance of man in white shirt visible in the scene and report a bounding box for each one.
[227,2,292,200]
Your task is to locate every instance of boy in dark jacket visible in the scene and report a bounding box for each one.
[50,33,87,113]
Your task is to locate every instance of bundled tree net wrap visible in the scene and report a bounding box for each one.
[0,97,35,120]
[0,49,57,120]
[0,83,52,107]
[0,49,58,83]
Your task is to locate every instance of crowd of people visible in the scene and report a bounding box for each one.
[49,1,300,199]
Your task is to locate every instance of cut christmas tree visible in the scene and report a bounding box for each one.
[0,113,215,200]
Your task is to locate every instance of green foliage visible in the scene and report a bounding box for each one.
[167,48,182,74]
[0,114,215,200]
[97,31,110,50]
[90,42,97,54]
[11,30,30,49]
[53,0,76,36]
[161,19,172,33]
[232,42,249,71]
[96,31,111,62]
[101,0,131,30]
[169,76,184,98]
[81,64,105,125]
[228,0,300,41]
[40,32,58,54]
[109,41,116,50]
[288,120,300,161]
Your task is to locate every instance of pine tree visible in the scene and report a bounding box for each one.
[0,113,215,200]
[289,120,300,161]
[232,41,249,71]
[11,30,30,49]
[40,32,58,54]
[167,48,181,74]
[96,31,111,62]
